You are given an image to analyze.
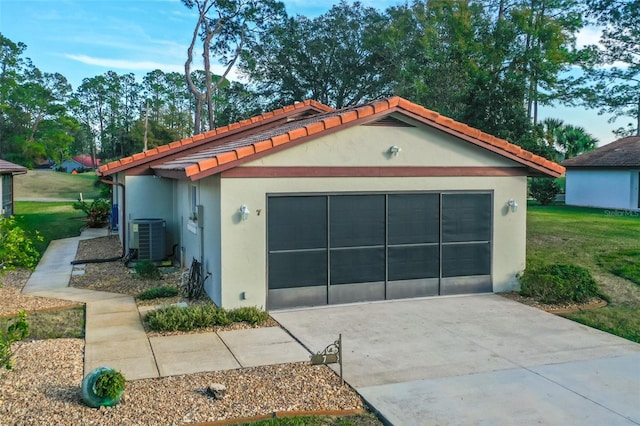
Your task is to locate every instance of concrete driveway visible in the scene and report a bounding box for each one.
[272,294,640,425]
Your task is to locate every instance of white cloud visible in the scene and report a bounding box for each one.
[65,54,184,73]
[575,26,602,49]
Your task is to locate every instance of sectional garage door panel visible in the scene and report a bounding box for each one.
[330,195,385,247]
[267,192,493,309]
[388,245,439,281]
[268,196,327,251]
[442,193,491,243]
[268,251,327,289]
[388,194,440,245]
[442,243,491,278]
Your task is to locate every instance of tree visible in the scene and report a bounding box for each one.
[182,0,286,134]
[537,117,597,160]
[584,0,640,136]
[243,1,392,109]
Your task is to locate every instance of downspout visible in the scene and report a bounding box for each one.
[70,178,126,264]
[101,179,126,258]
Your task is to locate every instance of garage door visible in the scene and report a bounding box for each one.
[267,192,492,310]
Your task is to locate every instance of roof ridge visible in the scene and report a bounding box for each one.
[98,99,333,174]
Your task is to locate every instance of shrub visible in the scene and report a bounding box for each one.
[137,285,179,300]
[519,263,602,304]
[145,304,268,332]
[72,198,111,228]
[529,178,559,205]
[1,311,29,370]
[134,260,162,280]
[0,217,42,270]
[228,306,270,326]
[94,369,126,399]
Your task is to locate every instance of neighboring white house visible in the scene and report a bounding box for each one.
[563,136,640,211]
[0,159,27,217]
[98,97,564,310]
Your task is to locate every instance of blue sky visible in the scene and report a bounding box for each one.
[0,0,619,144]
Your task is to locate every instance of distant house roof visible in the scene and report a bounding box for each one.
[73,155,101,168]
[562,136,640,168]
[0,159,27,175]
[99,96,565,179]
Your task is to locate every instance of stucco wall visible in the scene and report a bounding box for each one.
[566,169,640,211]
[248,120,519,168]
[218,176,527,309]
[124,175,176,254]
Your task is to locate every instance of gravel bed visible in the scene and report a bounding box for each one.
[0,340,363,425]
[1,235,368,424]
[0,270,80,317]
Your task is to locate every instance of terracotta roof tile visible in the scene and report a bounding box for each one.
[341,110,359,124]
[253,140,273,153]
[215,151,237,165]
[235,145,255,159]
[387,96,401,108]
[271,134,290,146]
[198,157,219,170]
[323,116,342,129]
[185,164,200,176]
[305,121,326,135]
[356,105,375,119]
[288,127,308,140]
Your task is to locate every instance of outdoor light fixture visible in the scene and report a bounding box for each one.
[239,204,250,221]
[507,198,518,213]
[389,145,401,157]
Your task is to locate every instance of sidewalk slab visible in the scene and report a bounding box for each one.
[358,365,637,426]
[218,327,311,368]
[529,353,640,423]
[150,333,241,376]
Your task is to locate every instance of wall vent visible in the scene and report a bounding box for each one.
[130,218,166,261]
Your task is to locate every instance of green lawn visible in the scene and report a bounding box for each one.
[527,203,640,342]
[13,202,86,256]
[13,170,101,200]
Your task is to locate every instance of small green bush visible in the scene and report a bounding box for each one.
[1,311,29,370]
[73,198,111,228]
[137,286,179,300]
[94,369,126,399]
[0,217,42,270]
[228,306,270,326]
[519,263,602,304]
[529,178,559,205]
[145,304,268,332]
[134,260,162,280]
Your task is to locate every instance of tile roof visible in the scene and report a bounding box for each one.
[73,155,101,168]
[0,159,28,174]
[561,136,640,168]
[99,96,565,180]
[98,100,333,176]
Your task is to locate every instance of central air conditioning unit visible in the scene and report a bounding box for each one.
[130,218,166,261]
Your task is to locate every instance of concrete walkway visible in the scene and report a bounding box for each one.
[273,296,640,425]
[22,229,310,380]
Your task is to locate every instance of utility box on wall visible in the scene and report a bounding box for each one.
[130,218,166,261]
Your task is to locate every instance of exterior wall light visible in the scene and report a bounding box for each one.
[389,145,401,157]
[507,199,518,213]
[239,204,250,221]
